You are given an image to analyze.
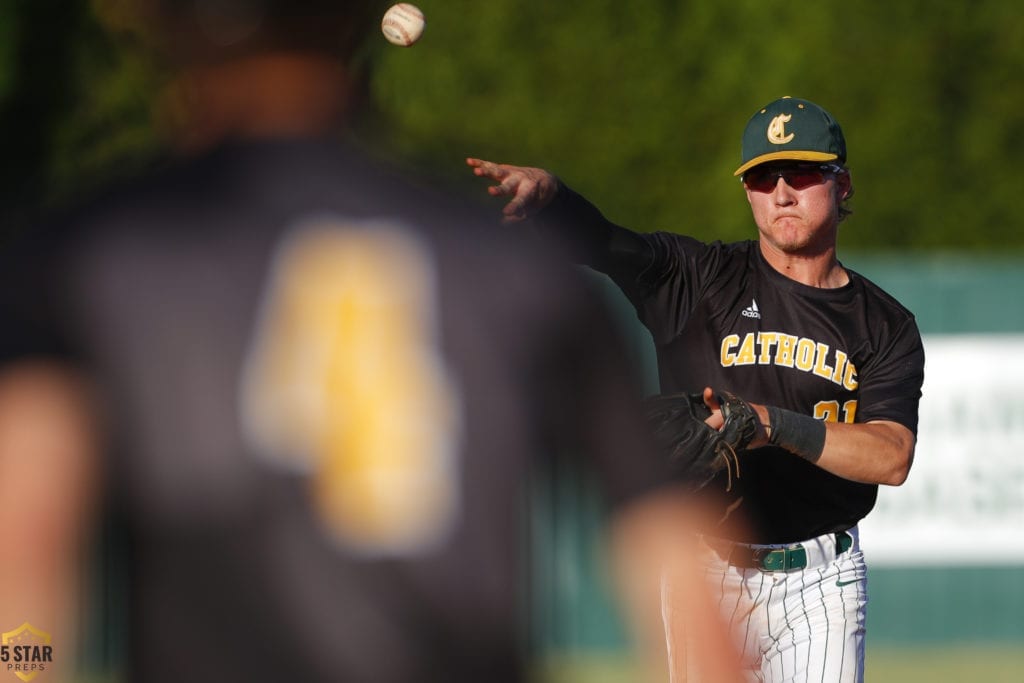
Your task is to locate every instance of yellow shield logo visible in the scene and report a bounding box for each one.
[1,623,52,682]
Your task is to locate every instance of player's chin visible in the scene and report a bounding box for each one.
[764,231,809,253]
[767,222,829,251]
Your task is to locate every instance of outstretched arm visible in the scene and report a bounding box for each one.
[466,157,655,277]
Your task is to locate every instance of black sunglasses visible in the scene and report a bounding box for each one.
[743,163,843,193]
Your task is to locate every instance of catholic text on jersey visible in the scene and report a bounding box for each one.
[720,331,858,391]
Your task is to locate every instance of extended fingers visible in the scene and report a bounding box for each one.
[467,158,557,222]
[466,157,507,182]
[467,158,522,202]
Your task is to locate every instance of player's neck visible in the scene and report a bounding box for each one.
[158,53,355,154]
[759,242,849,289]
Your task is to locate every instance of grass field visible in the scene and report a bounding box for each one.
[75,643,1024,682]
[535,644,1024,682]
[867,645,1024,683]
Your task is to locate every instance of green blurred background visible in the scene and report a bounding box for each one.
[2,0,1023,250]
[2,1,1022,681]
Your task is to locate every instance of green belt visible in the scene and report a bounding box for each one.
[728,531,853,572]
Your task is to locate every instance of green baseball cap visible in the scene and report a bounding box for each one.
[733,97,846,176]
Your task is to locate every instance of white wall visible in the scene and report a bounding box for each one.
[860,334,1024,565]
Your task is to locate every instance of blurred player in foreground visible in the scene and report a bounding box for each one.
[0,1,720,681]
[468,96,925,681]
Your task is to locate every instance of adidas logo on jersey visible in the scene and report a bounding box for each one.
[742,299,761,319]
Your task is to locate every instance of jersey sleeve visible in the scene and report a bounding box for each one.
[854,314,926,434]
[533,183,726,346]
[619,233,737,346]
[532,182,655,279]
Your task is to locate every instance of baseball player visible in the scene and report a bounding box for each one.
[0,3,692,681]
[468,96,926,682]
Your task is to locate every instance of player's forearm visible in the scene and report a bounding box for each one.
[815,420,915,486]
[607,489,745,683]
[752,402,913,486]
[0,362,101,677]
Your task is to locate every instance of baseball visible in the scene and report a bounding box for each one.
[381,4,425,47]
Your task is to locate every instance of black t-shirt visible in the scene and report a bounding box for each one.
[539,185,926,543]
[0,139,668,682]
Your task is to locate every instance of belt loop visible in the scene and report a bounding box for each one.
[835,531,853,555]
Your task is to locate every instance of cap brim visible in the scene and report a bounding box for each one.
[733,151,839,177]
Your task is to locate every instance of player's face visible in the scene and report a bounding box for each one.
[743,163,851,255]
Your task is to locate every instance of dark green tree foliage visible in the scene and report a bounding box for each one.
[369,1,1024,249]
[0,0,160,237]
[2,1,1022,249]
[0,0,86,236]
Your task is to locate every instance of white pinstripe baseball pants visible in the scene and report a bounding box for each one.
[665,526,867,682]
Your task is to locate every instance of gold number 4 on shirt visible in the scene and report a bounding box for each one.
[241,220,462,557]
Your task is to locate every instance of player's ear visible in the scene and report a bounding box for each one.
[835,170,853,201]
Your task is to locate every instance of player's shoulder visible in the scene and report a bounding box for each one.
[649,232,756,259]
[643,232,755,264]
[631,233,755,297]
[843,265,918,322]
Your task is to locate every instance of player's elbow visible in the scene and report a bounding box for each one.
[882,436,916,486]
[885,458,911,486]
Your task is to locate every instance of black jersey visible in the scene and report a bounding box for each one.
[540,185,925,544]
[0,139,667,682]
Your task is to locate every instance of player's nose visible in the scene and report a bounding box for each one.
[772,178,796,204]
